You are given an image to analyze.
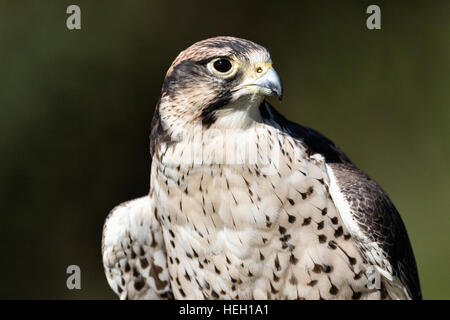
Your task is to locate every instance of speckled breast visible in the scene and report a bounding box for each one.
[150,124,377,299]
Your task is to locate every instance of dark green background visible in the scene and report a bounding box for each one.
[0,1,448,299]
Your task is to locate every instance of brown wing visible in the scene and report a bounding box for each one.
[328,162,421,299]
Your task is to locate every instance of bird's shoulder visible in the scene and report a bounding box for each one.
[258,101,350,163]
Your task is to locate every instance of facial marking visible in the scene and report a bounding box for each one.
[158,37,277,131]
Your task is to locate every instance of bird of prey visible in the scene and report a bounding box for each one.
[102,36,421,300]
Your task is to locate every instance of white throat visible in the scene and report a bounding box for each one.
[210,94,264,130]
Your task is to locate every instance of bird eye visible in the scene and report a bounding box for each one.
[213,59,232,73]
[207,58,237,78]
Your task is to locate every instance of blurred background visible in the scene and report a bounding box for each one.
[0,0,448,299]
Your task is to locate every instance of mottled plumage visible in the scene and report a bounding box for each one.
[102,36,421,300]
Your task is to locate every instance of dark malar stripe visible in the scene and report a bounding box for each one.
[150,101,173,157]
[201,93,232,128]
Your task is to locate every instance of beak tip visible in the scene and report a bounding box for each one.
[251,67,283,101]
[270,86,283,101]
[267,69,282,101]
[276,87,283,101]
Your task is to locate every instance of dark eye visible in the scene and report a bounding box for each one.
[213,59,232,73]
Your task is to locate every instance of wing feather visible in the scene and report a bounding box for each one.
[326,163,421,299]
[102,196,172,299]
[261,101,421,299]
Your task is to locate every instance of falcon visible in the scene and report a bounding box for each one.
[102,36,421,300]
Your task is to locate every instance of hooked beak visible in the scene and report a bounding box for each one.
[233,65,283,101]
[252,67,283,100]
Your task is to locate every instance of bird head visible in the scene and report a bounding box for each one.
[158,36,282,130]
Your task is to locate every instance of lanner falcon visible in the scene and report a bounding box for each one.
[102,36,421,300]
